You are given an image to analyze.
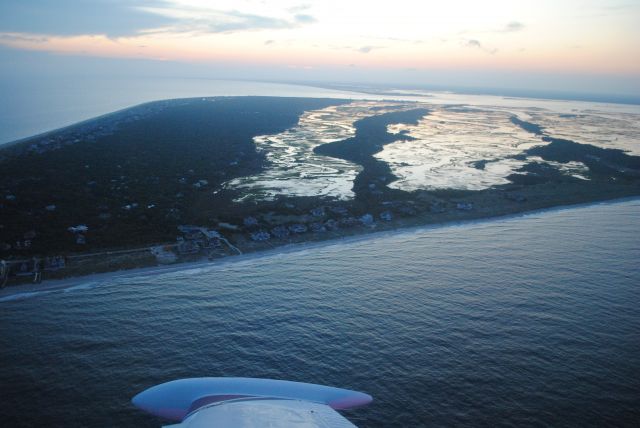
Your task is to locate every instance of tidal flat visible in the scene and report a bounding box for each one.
[0,95,639,287]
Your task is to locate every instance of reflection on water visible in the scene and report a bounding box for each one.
[527,110,640,155]
[224,94,640,197]
[6,77,637,197]
[378,107,542,191]
[1,200,639,427]
[373,103,638,192]
[226,101,413,201]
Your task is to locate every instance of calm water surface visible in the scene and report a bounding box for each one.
[1,200,639,427]
[3,77,639,146]
[0,78,362,145]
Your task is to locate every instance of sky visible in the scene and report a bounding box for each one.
[0,0,639,96]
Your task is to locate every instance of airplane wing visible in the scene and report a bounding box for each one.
[132,377,372,428]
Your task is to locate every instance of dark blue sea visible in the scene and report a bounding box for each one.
[1,199,639,427]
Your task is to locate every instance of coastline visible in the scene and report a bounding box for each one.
[0,102,153,149]
[2,195,638,302]
[2,96,639,297]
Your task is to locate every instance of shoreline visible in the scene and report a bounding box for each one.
[0,100,161,149]
[2,195,638,302]
[2,96,638,297]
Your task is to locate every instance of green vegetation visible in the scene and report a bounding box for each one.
[1,97,639,284]
[510,114,640,182]
[314,108,429,199]
[0,97,346,255]
[530,137,640,176]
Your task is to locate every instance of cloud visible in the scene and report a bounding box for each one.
[364,36,425,44]
[170,11,296,34]
[459,21,525,36]
[294,14,316,24]
[0,33,48,44]
[466,39,482,48]
[0,1,318,38]
[0,0,174,37]
[464,39,497,55]
[138,5,318,35]
[357,45,383,54]
[327,44,384,54]
[264,39,275,45]
[503,21,525,32]
[287,4,312,13]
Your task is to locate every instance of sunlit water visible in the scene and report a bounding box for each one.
[377,106,603,191]
[3,78,638,199]
[0,78,365,145]
[379,107,541,191]
[1,199,639,427]
[226,101,413,201]
[527,110,640,156]
[230,98,638,197]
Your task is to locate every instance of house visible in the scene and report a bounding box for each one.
[250,231,271,241]
[380,211,393,221]
[202,229,221,240]
[68,224,89,233]
[177,225,202,242]
[359,214,374,226]
[177,239,200,255]
[202,230,223,249]
[310,222,326,233]
[150,246,177,264]
[288,224,308,234]
[177,226,222,249]
[271,226,290,239]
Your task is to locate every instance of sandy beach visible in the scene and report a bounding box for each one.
[3,195,638,302]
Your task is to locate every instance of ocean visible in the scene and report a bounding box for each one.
[1,199,639,427]
[0,78,367,145]
[2,77,639,146]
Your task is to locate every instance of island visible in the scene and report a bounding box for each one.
[1,96,639,288]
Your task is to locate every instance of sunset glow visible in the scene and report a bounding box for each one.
[2,1,639,74]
